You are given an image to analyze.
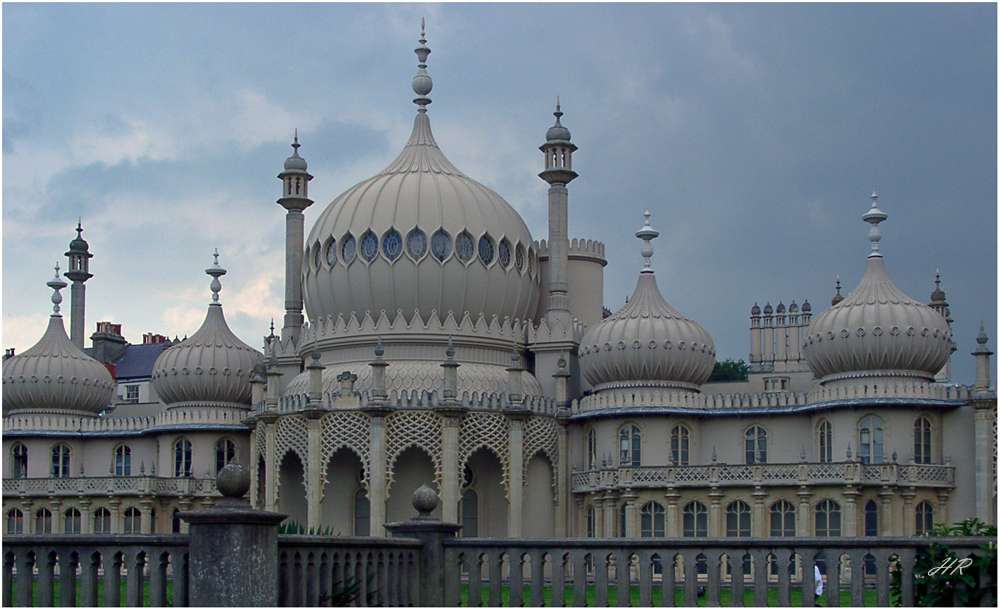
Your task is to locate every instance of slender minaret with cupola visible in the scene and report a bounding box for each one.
[64,221,93,350]
[539,99,578,328]
[277,131,313,345]
[929,269,955,382]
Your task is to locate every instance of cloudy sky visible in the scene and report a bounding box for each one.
[3,3,996,385]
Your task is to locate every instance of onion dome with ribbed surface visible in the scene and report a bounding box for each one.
[803,193,951,383]
[2,266,114,415]
[302,26,538,328]
[579,211,715,391]
[151,252,262,405]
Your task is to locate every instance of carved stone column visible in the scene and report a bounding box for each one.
[602,494,617,537]
[752,486,767,537]
[878,486,894,537]
[109,498,122,535]
[139,497,153,533]
[505,408,530,537]
[973,400,996,523]
[623,490,638,538]
[842,485,860,536]
[303,407,327,531]
[708,487,724,537]
[78,498,92,534]
[436,407,467,525]
[665,487,681,537]
[259,411,279,512]
[900,488,916,537]
[364,406,392,537]
[796,487,812,536]
[936,489,950,525]
[555,412,570,537]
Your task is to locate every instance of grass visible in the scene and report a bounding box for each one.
[8,578,173,606]
[462,584,879,606]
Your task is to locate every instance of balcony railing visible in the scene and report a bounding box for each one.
[2,476,218,498]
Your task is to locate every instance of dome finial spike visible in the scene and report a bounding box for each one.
[47,263,67,315]
[861,190,887,258]
[635,209,659,273]
[206,248,227,304]
[412,20,433,110]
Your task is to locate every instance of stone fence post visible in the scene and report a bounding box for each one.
[384,484,461,607]
[180,462,287,606]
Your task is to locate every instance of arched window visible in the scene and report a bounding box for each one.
[114,444,131,477]
[586,505,596,538]
[172,509,182,534]
[35,508,52,534]
[770,500,796,537]
[215,438,236,474]
[12,443,27,478]
[123,507,141,534]
[431,229,451,262]
[817,420,832,463]
[51,443,71,478]
[64,508,82,534]
[355,488,371,536]
[683,501,708,537]
[859,416,884,464]
[815,499,841,537]
[619,504,627,538]
[150,508,156,534]
[174,438,192,477]
[382,229,402,262]
[864,500,878,537]
[455,232,475,263]
[93,507,111,534]
[915,501,934,536]
[477,235,495,266]
[641,502,665,538]
[913,417,932,464]
[6,508,24,534]
[619,424,641,466]
[745,426,767,464]
[324,237,338,267]
[586,426,597,470]
[341,233,357,264]
[726,500,751,537]
[670,424,690,466]
[360,231,379,262]
[406,229,427,261]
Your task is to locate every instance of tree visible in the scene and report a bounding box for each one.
[708,359,749,382]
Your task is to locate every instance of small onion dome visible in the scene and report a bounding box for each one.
[831,277,845,306]
[2,266,114,415]
[801,300,812,313]
[803,194,951,383]
[751,303,761,315]
[929,270,946,304]
[763,303,773,315]
[776,302,786,314]
[788,301,799,314]
[151,252,262,405]
[579,211,715,391]
[545,99,572,142]
[283,131,308,171]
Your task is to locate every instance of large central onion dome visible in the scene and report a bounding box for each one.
[2,267,115,415]
[803,193,951,383]
[303,29,539,327]
[152,253,262,405]
[579,212,715,391]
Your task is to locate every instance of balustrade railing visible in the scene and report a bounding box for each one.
[3,476,219,498]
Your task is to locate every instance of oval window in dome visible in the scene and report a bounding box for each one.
[528,247,536,277]
[431,229,451,262]
[455,231,475,263]
[407,229,428,261]
[360,231,378,262]
[498,238,512,269]
[382,229,402,261]
[325,237,337,266]
[515,244,525,272]
[312,242,322,269]
[342,234,357,264]
[478,235,495,266]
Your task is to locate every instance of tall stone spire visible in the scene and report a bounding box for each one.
[539,99,578,326]
[277,130,313,343]
[64,221,93,350]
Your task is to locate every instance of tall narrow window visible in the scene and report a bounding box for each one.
[355,488,371,536]
[915,501,934,536]
[683,501,708,537]
[770,500,796,537]
[745,426,767,464]
[64,508,82,534]
[174,438,192,477]
[459,489,478,538]
[641,502,665,537]
[619,424,641,466]
[670,424,690,465]
[586,505,596,538]
[815,500,841,537]
[864,500,878,537]
[859,416,884,464]
[619,504,627,538]
[123,507,141,534]
[726,501,752,538]
[93,508,111,534]
[51,444,71,478]
[172,509,182,534]
[913,417,932,464]
[115,444,131,477]
[12,443,27,478]
[35,508,52,534]
[818,420,832,463]
[587,426,597,470]
[6,508,24,534]
[215,438,236,474]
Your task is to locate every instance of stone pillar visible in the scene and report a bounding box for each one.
[109,498,122,534]
[762,306,774,366]
[538,103,578,328]
[385,485,462,608]
[602,494,617,537]
[365,407,391,537]
[593,495,604,536]
[555,413,570,537]
[260,412,279,512]
[181,462,286,607]
[900,488,916,537]
[973,400,996,523]
[623,490,638,538]
[708,488,723,537]
[139,497,153,533]
[79,498,92,535]
[436,411,465,524]
[788,305,801,363]
[751,487,767,537]
[842,486,859,536]
[936,490,950,526]
[665,488,681,537]
[506,410,527,537]
[775,306,787,363]
[796,487,812,536]
[878,487,894,536]
[305,411,325,531]
[749,307,762,366]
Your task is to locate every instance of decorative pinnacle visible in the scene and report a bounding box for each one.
[205,249,227,303]
[635,209,659,273]
[412,19,433,110]
[862,190,887,258]
[445,335,455,359]
[973,320,993,356]
[47,263,67,315]
[935,269,941,290]
[374,336,385,359]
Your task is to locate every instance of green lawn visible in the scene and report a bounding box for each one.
[8,579,173,606]
[462,585,878,606]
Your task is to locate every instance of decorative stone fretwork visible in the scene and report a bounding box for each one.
[459,411,510,489]
[273,415,309,497]
[523,415,559,493]
[319,411,371,490]
[386,411,443,493]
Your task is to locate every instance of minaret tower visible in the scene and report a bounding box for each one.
[277,130,313,344]
[64,221,93,350]
[539,99,578,326]
[929,270,955,382]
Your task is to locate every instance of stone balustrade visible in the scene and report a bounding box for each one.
[3,405,250,435]
[3,476,217,498]
[571,462,955,493]
[261,388,560,416]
